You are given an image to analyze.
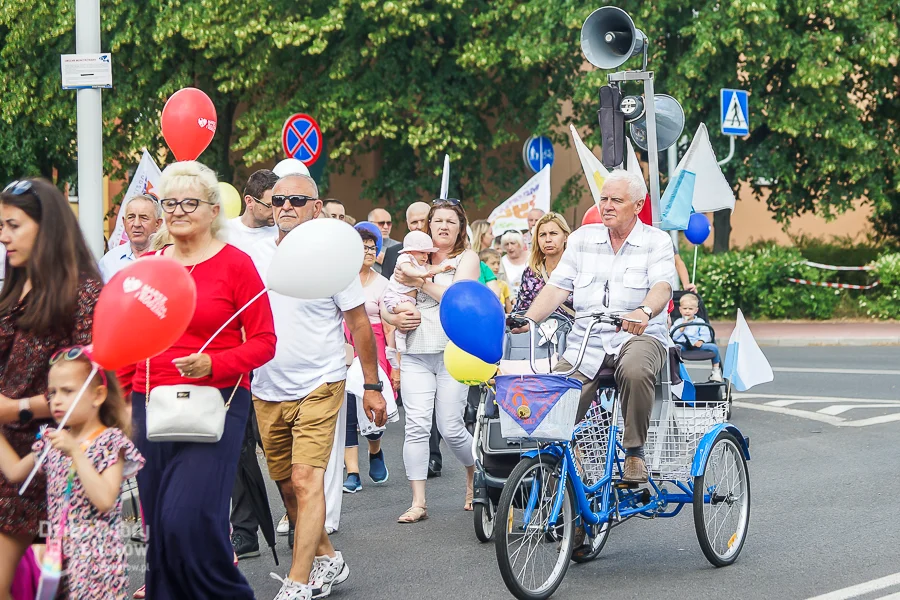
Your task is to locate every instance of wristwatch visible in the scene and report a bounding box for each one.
[18,398,33,425]
[363,381,384,392]
[637,305,653,319]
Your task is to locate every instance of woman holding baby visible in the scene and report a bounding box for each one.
[381,198,479,523]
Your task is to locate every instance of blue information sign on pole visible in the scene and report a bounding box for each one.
[523,135,554,173]
[720,89,749,136]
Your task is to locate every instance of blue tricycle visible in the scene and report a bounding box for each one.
[493,312,751,600]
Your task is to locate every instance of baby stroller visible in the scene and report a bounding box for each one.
[669,290,732,418]
[471,313,572,542]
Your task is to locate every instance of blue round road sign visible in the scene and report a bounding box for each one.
[282,114,323,166]
[523,135,554,173]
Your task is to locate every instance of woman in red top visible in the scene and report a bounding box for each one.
[0,179,102,594]
[126,161,276,600]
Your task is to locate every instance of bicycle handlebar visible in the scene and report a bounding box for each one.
[510,311,634,376]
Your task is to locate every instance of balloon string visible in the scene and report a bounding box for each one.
[198,288,268,354]
[19,365,99,495]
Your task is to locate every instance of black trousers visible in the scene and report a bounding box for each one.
[230,401,262,539]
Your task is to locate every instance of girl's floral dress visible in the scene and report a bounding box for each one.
[33,427,144,599]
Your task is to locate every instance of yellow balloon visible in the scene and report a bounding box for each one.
[444,341,497,386]
[218,182,242,219]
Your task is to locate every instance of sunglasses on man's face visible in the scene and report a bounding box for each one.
[272,195,316,208]
[250,196,272,209]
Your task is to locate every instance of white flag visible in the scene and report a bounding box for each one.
[439,154,450,199]
[667,123,735,214]
[488,166,551,237]
[108,150,162,250]
[569,125,610,210]
[722,309,774,391]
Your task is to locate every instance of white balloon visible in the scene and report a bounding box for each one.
[267,219,363,299]
[273,158,311,178]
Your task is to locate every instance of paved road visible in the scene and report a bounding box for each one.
[127,346,900,600]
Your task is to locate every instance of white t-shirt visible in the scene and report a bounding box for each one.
[247,237,366,401]
[227,217,277,255]
[501,255,528,299]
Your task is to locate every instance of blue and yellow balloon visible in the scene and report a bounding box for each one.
[444,342,497,386]
[440,280,505,364]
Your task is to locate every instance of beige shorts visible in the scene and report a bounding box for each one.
[253,380,345,479]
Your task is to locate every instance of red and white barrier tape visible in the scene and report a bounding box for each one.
[801,260,874,271]
[787,278,880,290]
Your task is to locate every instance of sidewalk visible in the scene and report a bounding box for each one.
[710,320,900,347]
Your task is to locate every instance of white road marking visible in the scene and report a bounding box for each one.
[734,393,900,427]
[805,571,900,599]
[875,593,900,600]
[686,364,900,376]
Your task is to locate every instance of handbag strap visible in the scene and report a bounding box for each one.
[145,358,243,407]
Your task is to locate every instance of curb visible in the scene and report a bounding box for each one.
[715,337,900,347]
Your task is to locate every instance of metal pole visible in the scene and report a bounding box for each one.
[717,135,735,167]
[667,143,680,288]
[643,74,661,225]
[75,0,105,260]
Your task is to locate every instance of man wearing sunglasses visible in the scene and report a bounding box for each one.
[227,169,279,255]
[367,208,400,274]
[246,173,387,600]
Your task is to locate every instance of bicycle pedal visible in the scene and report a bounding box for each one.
[614,480,639,489]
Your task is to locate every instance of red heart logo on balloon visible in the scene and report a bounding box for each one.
[92,256,198,371]
[161,87,217,161]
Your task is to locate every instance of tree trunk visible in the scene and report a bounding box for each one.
[713,210,731,253]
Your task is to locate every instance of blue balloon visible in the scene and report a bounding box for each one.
[354,222,383,255]
[684,213,711,245]
[439,280,504,364]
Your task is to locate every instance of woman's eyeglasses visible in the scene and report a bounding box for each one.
[160,198,214,213]
[49,346,108,385]
[272,195,315,208]
[432,198,461,206]
[363,245,378,255]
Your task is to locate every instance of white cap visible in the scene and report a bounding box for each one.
[399,230,439,254]
[273,158,311,178]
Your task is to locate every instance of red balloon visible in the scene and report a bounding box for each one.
[581,205,602,226]
[161,88,217,161]
[92,256,197,371]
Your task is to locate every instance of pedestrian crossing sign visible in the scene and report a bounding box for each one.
[720,89,749,136]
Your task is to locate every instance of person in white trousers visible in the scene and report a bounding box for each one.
[382,199,481,523]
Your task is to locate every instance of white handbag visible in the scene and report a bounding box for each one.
[145,359,242,443]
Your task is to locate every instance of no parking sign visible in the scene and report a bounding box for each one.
[282,113,323,166]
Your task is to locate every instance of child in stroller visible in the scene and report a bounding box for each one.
[670,291,723,382]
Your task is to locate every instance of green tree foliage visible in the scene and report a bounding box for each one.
[0,0,897,239]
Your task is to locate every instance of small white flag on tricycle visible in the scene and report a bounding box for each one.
[722,309,774,391]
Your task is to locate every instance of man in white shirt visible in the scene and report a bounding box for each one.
[248,173,386,600]
[97,194,162,282]
[521,169,676,484]
[227,169,279,254]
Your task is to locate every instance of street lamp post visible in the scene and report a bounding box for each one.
[75,0,105,259]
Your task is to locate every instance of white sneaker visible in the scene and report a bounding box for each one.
[270,573,311,600]
[710,364,724,383]
[309,551,350,599]
[277,514,290,535]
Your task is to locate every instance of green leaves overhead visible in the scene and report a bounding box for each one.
[0,0,897,237]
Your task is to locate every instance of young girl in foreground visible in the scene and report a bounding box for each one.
[0,346,144,599]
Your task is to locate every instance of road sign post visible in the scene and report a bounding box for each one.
[719,89,749,167]
[74,0,105,260]
[522,135,555,173]
[282,113,323,166]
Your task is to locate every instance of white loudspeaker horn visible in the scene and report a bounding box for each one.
[580,7,646,70]
[629,95,685,152]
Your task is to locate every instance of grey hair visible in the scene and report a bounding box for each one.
[500,230,524,247]
[277,173,319,198]
[122,194,162,219]
[603,169,648,204]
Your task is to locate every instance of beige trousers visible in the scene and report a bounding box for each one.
[554,335,665,449]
